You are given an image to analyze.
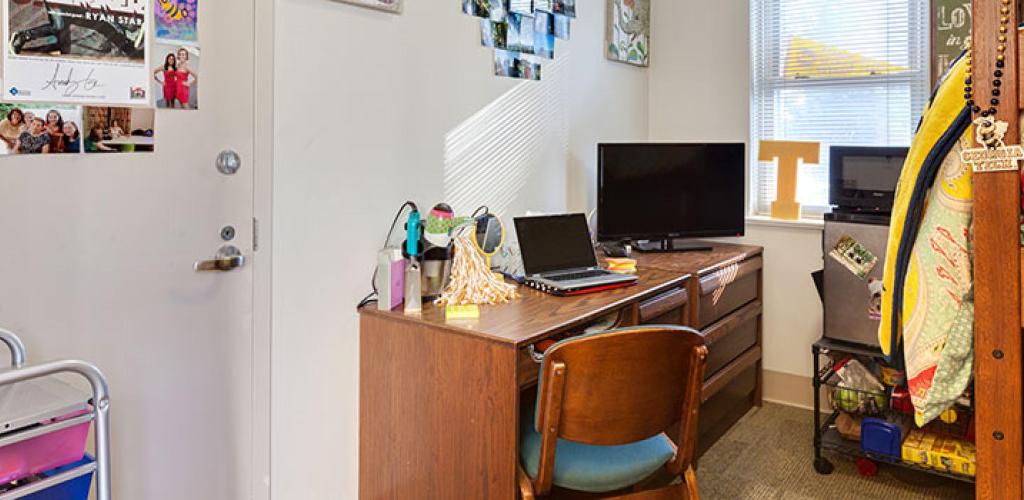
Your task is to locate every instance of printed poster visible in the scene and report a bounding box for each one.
[3,0,149,105]
[155,0,197,43]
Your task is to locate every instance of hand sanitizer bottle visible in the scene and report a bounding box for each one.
[404,259,422,314]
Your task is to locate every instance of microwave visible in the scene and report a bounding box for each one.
[829,146,908,213]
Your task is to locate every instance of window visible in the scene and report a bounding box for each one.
[750,0,930,216]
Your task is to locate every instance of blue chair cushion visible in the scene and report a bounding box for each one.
[519,416,675,493]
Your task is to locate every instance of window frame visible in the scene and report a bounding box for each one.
[749,0,931,218]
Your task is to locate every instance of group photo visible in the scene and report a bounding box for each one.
[0,104,82,154]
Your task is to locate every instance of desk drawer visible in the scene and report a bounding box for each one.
[639,287,688,325]
[701,301,761,378]
[698,362,758,456]
[698,257,761,329]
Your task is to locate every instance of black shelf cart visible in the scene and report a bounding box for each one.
[812,337,975,484]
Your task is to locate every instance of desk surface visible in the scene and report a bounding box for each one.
[631,242,763,276]
[359,242,762,347]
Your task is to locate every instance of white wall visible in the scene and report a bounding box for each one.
[648,0,825,380]
[271,1,649,497]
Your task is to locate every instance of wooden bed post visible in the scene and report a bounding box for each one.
[972,1,1023,498]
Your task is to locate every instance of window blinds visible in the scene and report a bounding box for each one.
[750,0,930,216]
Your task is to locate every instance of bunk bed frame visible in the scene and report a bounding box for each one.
[972,1,1023,497]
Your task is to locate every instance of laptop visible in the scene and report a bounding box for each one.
[514,213,638,295]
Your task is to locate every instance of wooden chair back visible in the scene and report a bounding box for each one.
[528,325,708,496]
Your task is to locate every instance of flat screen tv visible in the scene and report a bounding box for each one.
[597,143,746,251]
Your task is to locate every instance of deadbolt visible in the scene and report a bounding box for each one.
[216,150,241,175]
[220,225,236,241]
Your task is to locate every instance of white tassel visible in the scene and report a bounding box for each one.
[435,225,519,306]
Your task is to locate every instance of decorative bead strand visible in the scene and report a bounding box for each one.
[965,1,1013,118]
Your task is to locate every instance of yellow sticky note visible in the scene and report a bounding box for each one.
[445,304,480,320]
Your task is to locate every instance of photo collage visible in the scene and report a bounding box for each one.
[463,0,576,81]
[0,0,201,156]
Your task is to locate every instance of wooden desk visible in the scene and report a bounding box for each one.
[360,243,763,499]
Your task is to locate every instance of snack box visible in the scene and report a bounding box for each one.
[902,430,976,477]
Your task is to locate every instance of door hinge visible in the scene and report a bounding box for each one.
[253,217,260,252]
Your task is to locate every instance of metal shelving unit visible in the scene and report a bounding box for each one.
[812,337,975,484]
[0,328,111,500]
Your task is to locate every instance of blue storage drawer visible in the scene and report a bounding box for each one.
[23,455,94,500]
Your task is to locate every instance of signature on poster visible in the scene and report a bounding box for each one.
[41,63,101,97]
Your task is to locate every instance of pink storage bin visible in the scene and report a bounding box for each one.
[0,411,90,484]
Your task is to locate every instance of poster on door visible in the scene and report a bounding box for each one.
[2,0,149,105]
[155,0,197,44]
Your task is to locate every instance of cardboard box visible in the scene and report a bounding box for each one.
[901,430,976,477]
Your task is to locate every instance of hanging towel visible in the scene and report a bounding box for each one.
[878,53,975,425]
[878,54,971,358]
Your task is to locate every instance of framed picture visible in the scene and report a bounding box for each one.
[606,0,650,67]
[337,0,401,13]
[930,0,971,85]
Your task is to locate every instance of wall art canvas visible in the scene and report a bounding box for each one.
[155,0,198,43]
[4,0,149,105]
[338,0,401,13]
[606,0,650,67]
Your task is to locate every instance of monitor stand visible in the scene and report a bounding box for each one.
[635,239,714,253]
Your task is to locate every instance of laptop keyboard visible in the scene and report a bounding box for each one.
[547,270,608,281]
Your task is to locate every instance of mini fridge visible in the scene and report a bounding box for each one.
[823,211,891,347]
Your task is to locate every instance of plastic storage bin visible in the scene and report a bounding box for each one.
[23,455,95,500]
[861,417,907,459]
[0,412,90,484]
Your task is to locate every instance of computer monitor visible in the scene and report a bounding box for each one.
[597,143,746,251]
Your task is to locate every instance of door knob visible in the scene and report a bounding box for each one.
[194,245,246,272]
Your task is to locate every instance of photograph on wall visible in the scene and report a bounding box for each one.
[462,0,503,21]
[155,0,198,43]
[152,43,199,109]
[509,0,533,14]
[493,49,541,81]
[507,13,535,54]
[533,12,555,59]
[481,20,508,49]
[552,0,575,17]
[553,13,571,39]
[4,0,148,105]
[83,106,155,153]
[606,0,650,67]
[336,0,401,13]
[0,103,83,155]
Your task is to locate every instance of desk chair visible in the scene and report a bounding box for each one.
[518,326,708,499]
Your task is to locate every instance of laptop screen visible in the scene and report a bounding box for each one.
[514,214,598,275]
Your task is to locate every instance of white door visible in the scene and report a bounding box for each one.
[0,1,260,499]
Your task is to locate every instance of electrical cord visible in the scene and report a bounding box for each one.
[357,201,419,309]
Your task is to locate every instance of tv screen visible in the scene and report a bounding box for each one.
[597,143,746,241]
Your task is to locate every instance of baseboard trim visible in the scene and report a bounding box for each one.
[762,369,830,411]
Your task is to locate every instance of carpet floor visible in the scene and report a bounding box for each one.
[696,403,975,499]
